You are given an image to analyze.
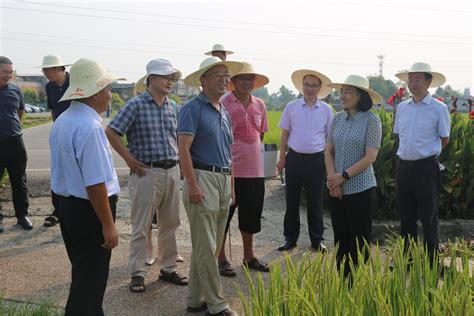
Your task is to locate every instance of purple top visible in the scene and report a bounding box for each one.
[278,98,333,153]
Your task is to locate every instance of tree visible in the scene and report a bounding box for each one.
[111,92,124,112]
[434,85,462,99]
[367,75,397,103]
[277,85,296,108]
[252,87,271,105]
[22,89,40,105]
[168,93,182,105]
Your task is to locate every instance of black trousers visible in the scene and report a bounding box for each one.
[0,135,29,219]
[396,156,441,262]
[57,194,117,316]
[328,187,375,274]
[283,149,325,245]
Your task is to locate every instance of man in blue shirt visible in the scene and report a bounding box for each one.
[394,62,451,264]
[39,55,72,228]
[0,56,32,233]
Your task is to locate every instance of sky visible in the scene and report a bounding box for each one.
[1,0,473,95]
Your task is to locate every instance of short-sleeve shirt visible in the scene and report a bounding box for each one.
[108,91,178,163]
[177,93,233,168]
[46,72,71,119]
[393,93,451,161]
[50,101,120,199]
[222,93,268,178]
[327,110,382,195]
[278,98,333,153]
[0,83,25,141]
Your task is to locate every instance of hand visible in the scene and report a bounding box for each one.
[327,173,345,189]
[329,186,343,199]
[188,182,204,204]
[276,157,286,174]
[230,189,236,206]
[125,156,149,177]
[102,223,119,250]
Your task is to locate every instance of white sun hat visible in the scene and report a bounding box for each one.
[59,58,124,102]
[184,57,243,88]
[205,44,234,56]
[144,59,181,85]
[327,74,383,104]
[228,62,269,92]
[291,69,333,98]
[395,62,446,88]
[37,55,71,68]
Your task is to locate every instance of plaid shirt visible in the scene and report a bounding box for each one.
[108,91,178,163]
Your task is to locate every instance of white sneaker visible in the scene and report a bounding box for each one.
[145,257,156,266]
[176,254,184,263]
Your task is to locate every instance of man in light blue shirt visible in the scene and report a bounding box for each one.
[394,62,450,264]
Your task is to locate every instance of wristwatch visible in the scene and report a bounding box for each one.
[342,170,350,180]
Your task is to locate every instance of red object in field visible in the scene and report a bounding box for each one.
[437,97,444,102]
[470,110,474,120]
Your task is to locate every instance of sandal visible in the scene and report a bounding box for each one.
[159,270,188,286]
[218,260,236,277]
[43,215,59,227]
[130,276,145,293]
[244,257,270,272]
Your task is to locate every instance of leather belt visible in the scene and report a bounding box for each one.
[193,162,231,175]
[398,155,437,167]
[143,160,178,169]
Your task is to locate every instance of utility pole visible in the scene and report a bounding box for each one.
[377,54,385,77]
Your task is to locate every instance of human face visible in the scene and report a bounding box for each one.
[407,72,431,98]
[232,74,255,95]
[94,84,113,113]
[148,73,178,96]
[42,67,62,82]
[201,65,230,97]
[211,51,226,61]
[302,75,322,100]
[340,85,361,111]
[0,63,14,87]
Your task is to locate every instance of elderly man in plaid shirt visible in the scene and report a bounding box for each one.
[106,59,187,293]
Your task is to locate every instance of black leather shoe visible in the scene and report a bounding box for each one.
[17,216,33,230]
[311,242,328,253]
[187,303,207,313]
[278,240,296,252]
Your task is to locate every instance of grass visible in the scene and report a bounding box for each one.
[240,236,473,315]
[21,115,52,129]
[0,298,63,316]
[263,111,282,146]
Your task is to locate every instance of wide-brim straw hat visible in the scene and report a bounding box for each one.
[37,55,71,68]
[327,74,383,104]
[184,57,243,88]
[228,62,269,92]
[60,58,125,102]
[395,62,446,88]
[135,76,147,94]
[205,44,234,56]
[291,69,333,98]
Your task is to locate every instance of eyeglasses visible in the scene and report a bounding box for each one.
[303,83,321,89]
[157,75,178,83]
[205,72,230,80]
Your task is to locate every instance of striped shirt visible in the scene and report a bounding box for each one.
[108,91,178,163]
[222,93,268,178]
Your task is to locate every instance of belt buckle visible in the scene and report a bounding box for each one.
[221,167,230,174]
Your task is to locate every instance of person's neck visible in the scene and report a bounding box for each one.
[149,88,167,106]
[54,73,67,87]
[304,96,317,107]
[203,90,222,109]
[347,107,358,117]
[412,91,428,104]
[233,91,251,106]
[81,98,102,114]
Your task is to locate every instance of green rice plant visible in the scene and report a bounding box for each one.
[240,237,473,316]
[0,298,63,316]
[262,111,283,146]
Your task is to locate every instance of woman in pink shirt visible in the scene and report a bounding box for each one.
[218,62,270,276]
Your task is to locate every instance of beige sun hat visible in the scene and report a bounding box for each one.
[228,62,269,92]
[205,44,234,56]
[327,74,383,104]
[395,62,446,88]
[37,55,71,68]
[184,57,243,88]
[291,69,333,98]
[59,58,124,102]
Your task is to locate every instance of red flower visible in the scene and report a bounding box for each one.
[470,110,474,120]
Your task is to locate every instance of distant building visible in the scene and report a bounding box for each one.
[11,74,47,95]
[174,79,200,103]
[112,82,135,102]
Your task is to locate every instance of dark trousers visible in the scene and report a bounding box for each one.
[51,191,59,217]
[57,194,117,316]
[284,149,325,245]
[0,135,29,219]
[396,156,441,262]
[328,187,375,274]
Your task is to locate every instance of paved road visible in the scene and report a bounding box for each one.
[23,119,129,181]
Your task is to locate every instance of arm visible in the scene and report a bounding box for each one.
[51,111,56,121]
[276,129,289,173]
[441,137,449,149]
[86,183,118,250]
[324,142,342,199]
[17,110,25,123]
[105,127,148,177]
[178,134,203,204]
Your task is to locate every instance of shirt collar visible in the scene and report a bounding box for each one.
[71,100,102,122]
[299,97,320,108]
[343,110,363,121]
[408,92,432,105]
[230,92,255,105]
[143,90,169,106]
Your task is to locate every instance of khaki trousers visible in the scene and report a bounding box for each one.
[128,166,180,277]
[183,169,230,314]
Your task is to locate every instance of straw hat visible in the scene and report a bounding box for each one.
[327,74,383,104]
[205,44,234,56]
[59,58,124,102]
[184,57,243,88]
[228,62,269,92]
[395,62,446,87]
[37,55,71,68]
[291,69,333,98]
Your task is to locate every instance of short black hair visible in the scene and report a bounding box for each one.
[0,56,13,65]
[354,88,373,112]
[303,74,321,84]
[423,72,433,81]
